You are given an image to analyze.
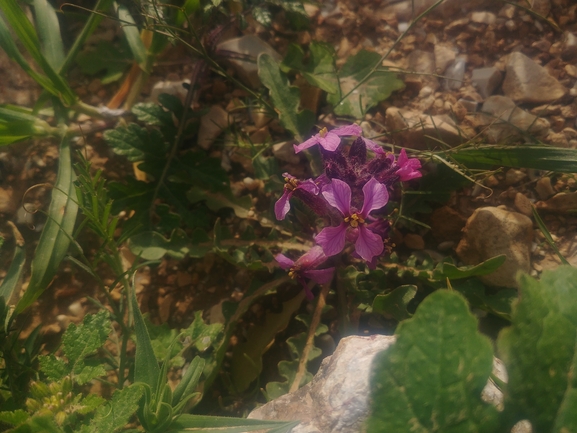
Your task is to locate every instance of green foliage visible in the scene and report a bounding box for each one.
[258,53,315,141]
[76,41,131,84]
[327,50,404,118]
[498,266,577,432]
[281,42,338,94]
[367,290,499,433]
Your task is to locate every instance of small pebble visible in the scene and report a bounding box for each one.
[404,233,425,250]
[514,192,533,217]
[535,177,556,200]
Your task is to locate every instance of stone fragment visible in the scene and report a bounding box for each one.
[0,187,15,215]
[535,177,555,200]
[457,98,479,113]
[470,11,496,25]
[505,168,526,185]
[216,35,282,88]
[471,67,503,99]
[514,192,533,217]
[430,206,467,242]
[198,105,230,150]
[149,79,190,104]
[536,192,577,213]
[456,207,533,288]
[478,96,550,143]
[502,52,566,103]
[385,107,464,148]
[407,50,438,89]
[443,56,467,91]
[528,0,551,17]
[565,64,577,78]
[499,4,516,18]
[248,335,396,433]
[561,31,577,61]
[434,44,456,73]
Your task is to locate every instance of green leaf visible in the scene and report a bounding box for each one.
[252,6,272,27]
[0,223,26,303]
[258,53,315,141]
[448,146,577,173]
[172,356,205,408]
[76,41,131,84]
[75,364,107,385]
[104,124,167,163]
[367,290,499,433]
[435,255,506,280]
[372,285,417,321]
[16,136,79,313]
[281,42,338,93]
[182,311,223,353]
[115,2,147,67]
[497,266,577,432]
[452,279,516,321]
[0,410,29,427]
[33,0,65,69]
[166,414,298,432]
[327,50,404,118]
[39,354,69,380]
[62,308,111,367]
[128,229,209,260]
[86,385,143,433]
[131,286,161,389]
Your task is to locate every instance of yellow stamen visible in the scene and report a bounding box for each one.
[344,213,365,228]
[319,127,328,138]
[284,177,299,191]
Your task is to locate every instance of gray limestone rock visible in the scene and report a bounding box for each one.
[456,207,533,288]
[471,67,503,99]
[477,95,550,143]
[502,52,567,103]
[248,335,396,433]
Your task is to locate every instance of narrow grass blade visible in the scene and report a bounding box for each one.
[130,283,160,389]
[0,1,76,105]
[532,206,570,265]
[16,135,79,313]
[0,222,26,303]
[448,146,577,173]
[116,2,147,67]
[33,0,65,69]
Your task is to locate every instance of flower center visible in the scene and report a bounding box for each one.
[319,127,328,138]
[288,266,300,279]
[344,213,365,228]
[284,177,299,191]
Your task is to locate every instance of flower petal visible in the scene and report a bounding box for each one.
[303,267,335,285]
[316,223,348,257]
[360,178,389,217]
[299,179,320,195]
[322,178,351,216]
[332,124,362,137]
[355,226,384,262]
[396,149,422,181]
[318,132,342,151]
[362,137,386,154]
[294,135,319,153]
[274,189,293,220]
[275,253,295,270]
[296,245,327,269]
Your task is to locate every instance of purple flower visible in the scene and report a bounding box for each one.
[275,246,335,300]
[396,149,422,181]
[275,173,320,220]
[360,137,386,155]
[315,177,389,262]
[294,124,363,154]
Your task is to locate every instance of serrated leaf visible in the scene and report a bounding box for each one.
[367,290,499,433]
[39,354,69,380]
[75,364,107,385]
[372,285,417,321]
[104,124,167,163]
[62,311,111,367]
[86,385,143,433]
[0,410,29,426]
[258,53,315,141]
[328,50,404,118]
[497,266,577,432]
[77,393,106,415]
[16,136,79,313]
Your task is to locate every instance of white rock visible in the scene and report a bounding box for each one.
[502,52,567,103]
[434,44,456,74]
[198,105,230,150]
[443,55,467,90]
[478,95,550,143]
[385,107,464,148]
[216,35,282,89]
[149,79,190,105]
[456,207,533,288]
[471,67,503,99]
[248,335,396,433]
[470,11,497,25]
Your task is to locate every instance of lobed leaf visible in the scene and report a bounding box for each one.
[497,266,577,432]
[367,290,499,433]
[372,285,417,321]
[83,385,143,433]
[258,53,315,141]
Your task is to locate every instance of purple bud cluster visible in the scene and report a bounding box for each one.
[274,124,422,299]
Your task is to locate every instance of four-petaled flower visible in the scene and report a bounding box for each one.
[316,177,389,262]
[275,173,319,220]
[275,246,335,300]
[294,124,362,153]
[396,149,422,181]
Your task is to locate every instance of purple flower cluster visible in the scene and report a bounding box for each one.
[274,125,422,298]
